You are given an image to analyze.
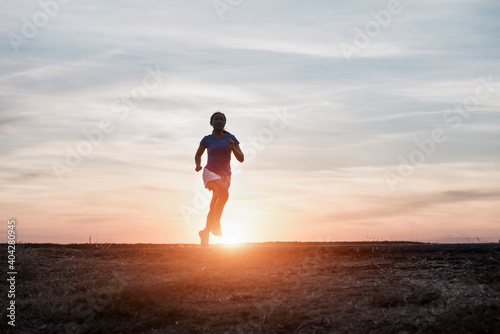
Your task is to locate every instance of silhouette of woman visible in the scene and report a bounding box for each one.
[195,112,244,246]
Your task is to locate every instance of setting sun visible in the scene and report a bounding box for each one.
[213,218,247,245]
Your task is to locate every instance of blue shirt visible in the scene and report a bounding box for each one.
[200,133,240,176]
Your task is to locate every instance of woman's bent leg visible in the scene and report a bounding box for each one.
[206,179,229,236]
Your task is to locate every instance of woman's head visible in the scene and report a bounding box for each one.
[210,111,226,124]
[210,111,229,133]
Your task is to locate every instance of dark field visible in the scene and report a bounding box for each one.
[2,242,500,334]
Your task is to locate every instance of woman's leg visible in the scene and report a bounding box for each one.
[204,190,219,231]
[205,179,229,233]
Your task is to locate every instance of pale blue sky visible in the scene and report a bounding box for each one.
[1,0,499,243]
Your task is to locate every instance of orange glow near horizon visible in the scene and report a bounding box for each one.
[212,218,249,245]
[4,163,500,245]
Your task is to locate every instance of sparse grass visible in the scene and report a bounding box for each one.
[1,243,499,333]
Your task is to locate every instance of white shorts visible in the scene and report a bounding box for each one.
[203,168,231,190]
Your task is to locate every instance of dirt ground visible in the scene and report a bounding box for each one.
[1,242,500,333]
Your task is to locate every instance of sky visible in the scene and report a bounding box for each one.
[1,0,499,244]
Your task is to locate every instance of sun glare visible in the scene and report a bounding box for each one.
[214,219,247,245]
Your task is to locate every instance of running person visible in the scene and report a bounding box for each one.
[195,112,244,246]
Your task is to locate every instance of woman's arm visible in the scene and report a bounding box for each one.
[194,145,206,171]
[228,138,244,163]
